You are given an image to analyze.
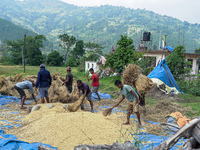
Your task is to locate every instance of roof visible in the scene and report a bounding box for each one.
[136,50,200,58]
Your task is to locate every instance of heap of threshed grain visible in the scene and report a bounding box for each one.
[122,64,153,97]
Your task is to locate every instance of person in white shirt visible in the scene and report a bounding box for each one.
[14,80,37,109]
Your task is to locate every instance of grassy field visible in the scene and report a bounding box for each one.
[0,65,200,117]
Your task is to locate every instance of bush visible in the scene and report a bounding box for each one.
[47,50,64,66]
[177,77,200,96]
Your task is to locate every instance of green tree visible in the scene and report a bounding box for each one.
[72,40,85,59]
[5,35,45,66]
[59,34,76,63]
[6,39,24,65]
[84,41,104,61]
[25,35,46,66]
[166,45,191,79]
[105,35,141,70]
[47,50,64,66]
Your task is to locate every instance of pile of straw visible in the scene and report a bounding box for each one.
[0,73,79,103]
[122,64,141,85]
[122,64,153,97]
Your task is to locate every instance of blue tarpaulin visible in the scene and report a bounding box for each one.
[92,92,112,100]
[148,59,180,94]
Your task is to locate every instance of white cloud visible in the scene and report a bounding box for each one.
[60,0,200,24]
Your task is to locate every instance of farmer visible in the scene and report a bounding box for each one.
[77,80,93,112]
[112,80,141,126]
[35,64,52,103]
[88,68,101,100]
[14,80,37,109]
[133,81,146,116]
[62,66,73,93]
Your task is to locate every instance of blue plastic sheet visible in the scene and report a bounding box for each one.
[91,92,112,100]
[148,59,181,92]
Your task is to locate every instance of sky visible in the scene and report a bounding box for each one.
[60,0,200,24]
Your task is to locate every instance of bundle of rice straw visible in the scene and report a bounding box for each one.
[122,64,141,85]
[122,64,153,97]
[14,73,23,82]
[135,74,153,97]
[102,108,113,117]
[68,95,84,112]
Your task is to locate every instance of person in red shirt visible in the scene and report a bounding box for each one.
[88,68,101,100]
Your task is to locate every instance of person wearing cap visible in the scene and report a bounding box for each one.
[14,80,37,109]
[62,66,73,93]
[88,68,101,100]
[35,64,52,103]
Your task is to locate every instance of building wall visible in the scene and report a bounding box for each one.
[85,61,99,73]
[186,56,198,75]
[143,53,166,67]
[143,53,199,75]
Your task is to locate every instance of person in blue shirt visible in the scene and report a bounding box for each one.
[112,80,141,126]
[35,64,52,103]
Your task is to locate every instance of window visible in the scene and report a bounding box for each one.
[88,63,89,69]
[188,59,193,68]
[92,64,94,68]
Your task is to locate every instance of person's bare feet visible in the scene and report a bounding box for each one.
[123,122,130,125]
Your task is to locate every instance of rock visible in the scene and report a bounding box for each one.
[31,105,41,112]
[63,104,69,109]
[38,145,56,150]
[45,104,55,109]
[27,106,33,113]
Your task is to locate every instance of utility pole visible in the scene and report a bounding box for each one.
[23,34,26,72]
[178,26,180,45]
[183,28,185,47]
[164,35,167,49]
[159,30,161,49]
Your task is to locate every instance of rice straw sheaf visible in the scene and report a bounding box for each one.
[68,95,84,112]
[122,64,153,97]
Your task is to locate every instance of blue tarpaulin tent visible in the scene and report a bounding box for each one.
[148,59,180,94]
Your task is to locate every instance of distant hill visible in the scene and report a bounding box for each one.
[0,0,200,53]
[0,18,37,43]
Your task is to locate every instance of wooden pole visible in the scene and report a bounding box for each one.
[24,34,26,72]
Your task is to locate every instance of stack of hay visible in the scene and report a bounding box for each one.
[122,64,153,97]
[0,73,79,103]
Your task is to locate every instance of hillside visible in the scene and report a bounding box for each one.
[0,18,37,43]
[0,0,200,53]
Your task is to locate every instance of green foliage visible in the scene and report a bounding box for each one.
[72,40,85,59]
[0,18,37,43]
[3,35,45,66]
[177,77,200,96]
[1,0,200,53]
[6,39,24,65]
[105,35,141,70]
[166,45,191,79]
[47,50,64,66]
[59,33,76,63]
[26,35,46,66]
[66,55,77,67]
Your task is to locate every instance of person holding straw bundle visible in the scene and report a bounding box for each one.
[112,80,141,126]
[77,80,93,112]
